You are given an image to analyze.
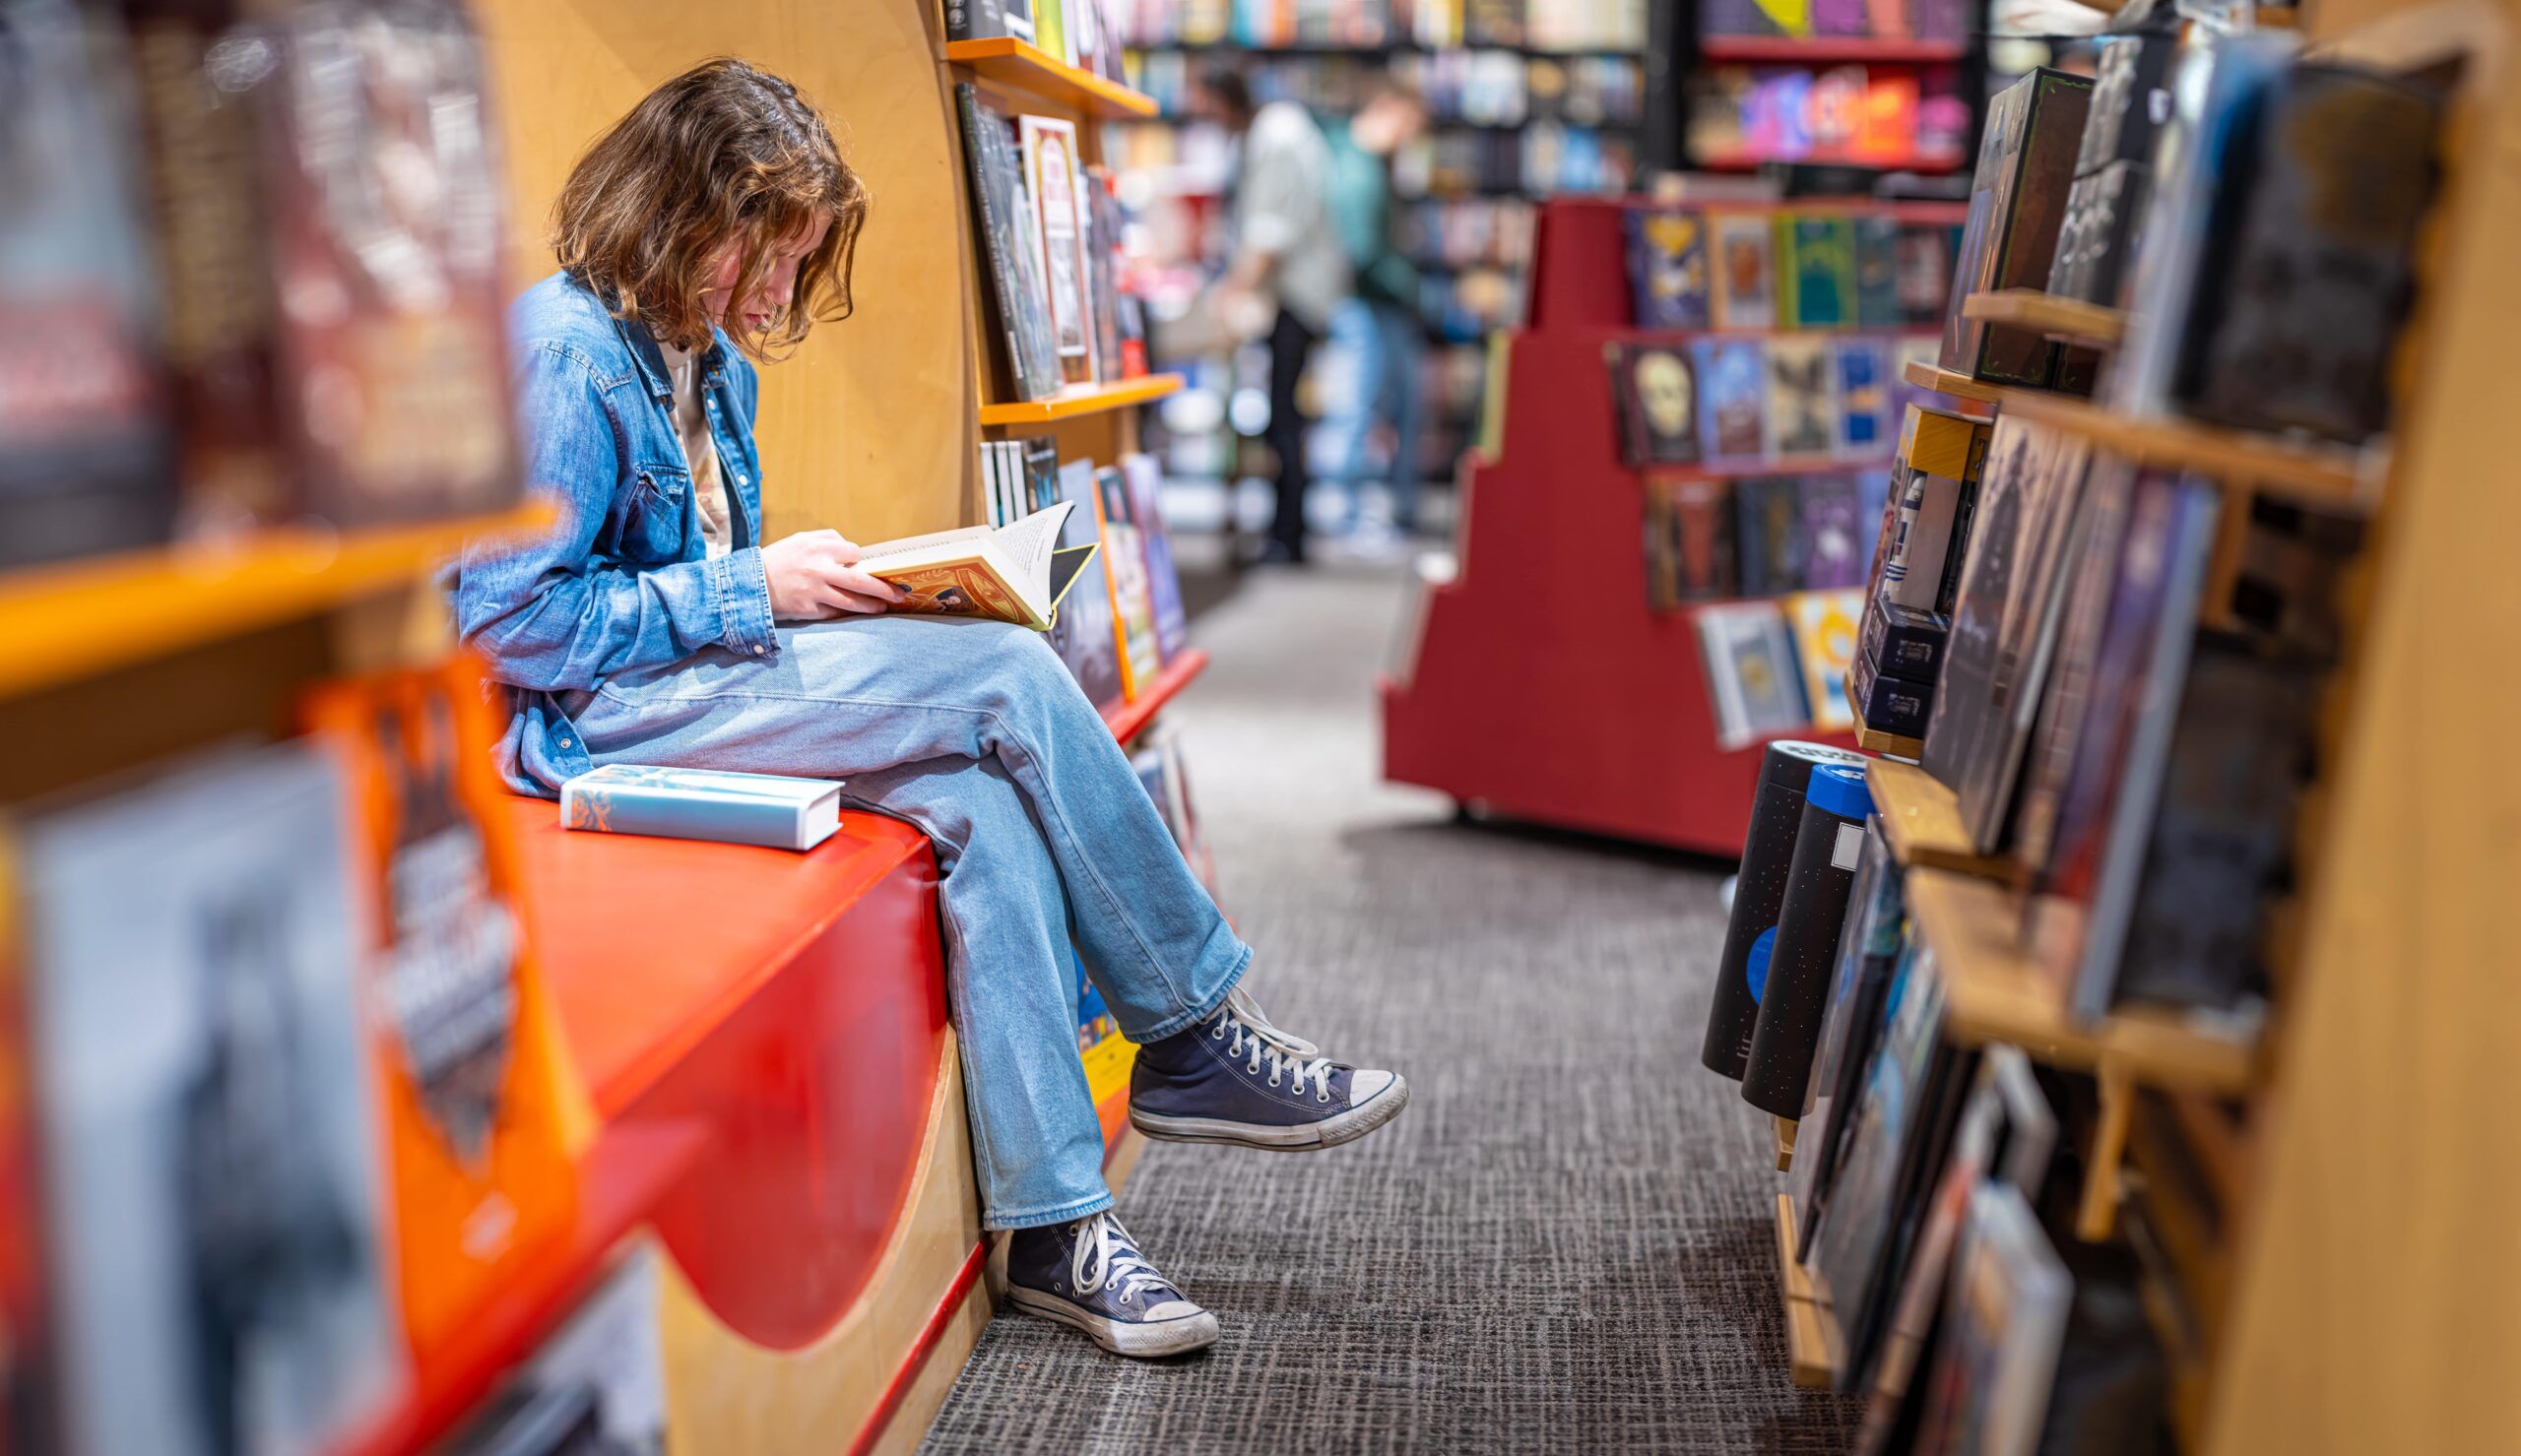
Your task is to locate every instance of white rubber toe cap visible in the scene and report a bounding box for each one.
[1349,1069,1397,1108]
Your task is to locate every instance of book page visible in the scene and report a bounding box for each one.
[856,523,992,562]
[997,500,1072,599]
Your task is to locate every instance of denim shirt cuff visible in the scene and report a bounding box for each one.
[712,547,778,658]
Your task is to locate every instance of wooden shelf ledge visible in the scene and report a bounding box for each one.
[1900,356,2041,409]
[0,501,556,701]
[978,373,1185,426]
[1903,868,2258,1096]
[1103,647,1207,745]
[1963,287,2127,347]
[1866,757,2009,880]
[1999,393,2383,508]
[1774,1193,1838,1389]
[1774,1114,1798,1172]
[943,37,1161,118]
[1843,672,1925,759]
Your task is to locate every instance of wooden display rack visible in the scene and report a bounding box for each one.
[1380,198,1971,854]
[1961,287,2127,348]
[1800,7,2521,1447]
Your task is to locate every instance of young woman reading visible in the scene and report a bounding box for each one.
[453,59,1407,1359]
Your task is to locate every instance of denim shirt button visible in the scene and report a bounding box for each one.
[559,737,574,748]
[751,644,766,655]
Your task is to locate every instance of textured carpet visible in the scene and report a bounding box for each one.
[920,559,1861,1454]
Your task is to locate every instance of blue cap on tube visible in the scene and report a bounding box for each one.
[1805,762,1873,823]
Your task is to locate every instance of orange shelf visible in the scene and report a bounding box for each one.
[0,501,557,699]
[978,373,1185,426]
[1103,647,1208,745]
[943,37,1161,119]
[339,1117,709,1456]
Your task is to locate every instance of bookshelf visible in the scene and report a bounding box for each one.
[1961,287,2127,348]
[1898,356,2017,408]
[1902,869,2259,1096]
[942,37,1161,117]
[2000,392,2383,506]
[0,503,553,698]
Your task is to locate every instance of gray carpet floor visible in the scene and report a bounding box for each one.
[921,558,1860,1454]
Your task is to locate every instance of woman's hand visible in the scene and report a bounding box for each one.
[762,530,905,620]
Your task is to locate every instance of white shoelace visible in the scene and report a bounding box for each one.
[1071,1212,1174,1307]
[1211,987,1336,1103]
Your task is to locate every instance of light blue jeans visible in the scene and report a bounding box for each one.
[566,613,1251,1229]
[1319,296,1428,533]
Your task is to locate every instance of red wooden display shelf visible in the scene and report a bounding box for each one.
[1104,647,1209,745]
[1699,35,1970,63]
[340,1119,708,1456]
[1383,199,1858,855]
[1521,199,1963,326]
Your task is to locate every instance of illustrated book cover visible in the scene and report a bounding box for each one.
[1624,207,1712,330]
[1765,337,1838,460]
[857,498,1100,632]
[1608,343,1703,466]
[1695,337,1770,464]
[1694,601,1810,750]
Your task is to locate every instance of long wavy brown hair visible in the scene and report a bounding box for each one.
[553,58,868,359]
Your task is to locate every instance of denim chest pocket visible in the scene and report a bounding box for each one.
[616,462,691,562]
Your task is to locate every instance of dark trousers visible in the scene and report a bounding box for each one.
[1265,306,1319,560]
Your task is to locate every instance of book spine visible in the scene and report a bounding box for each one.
[956,87,1035,402]
[561,783,808,851]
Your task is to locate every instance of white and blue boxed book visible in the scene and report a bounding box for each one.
[559,765,845,851]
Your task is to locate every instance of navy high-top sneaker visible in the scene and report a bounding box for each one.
[1003,1211,1219,1358]
[1130,987,1409,1151]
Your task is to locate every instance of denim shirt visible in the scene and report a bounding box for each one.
[452,271,778,793]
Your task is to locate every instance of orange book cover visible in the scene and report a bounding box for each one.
[885,559,1032,623]
[1089,466,1163,700]
[300,653,583,1361]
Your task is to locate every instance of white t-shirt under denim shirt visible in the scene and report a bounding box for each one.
[655,337,735,558]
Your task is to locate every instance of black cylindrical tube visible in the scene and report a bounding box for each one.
[1742,764,1876,1116]
[1702,741,1868,1080]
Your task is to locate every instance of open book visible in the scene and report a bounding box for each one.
[856,499,1101,631]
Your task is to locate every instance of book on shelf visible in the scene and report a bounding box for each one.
[1644,475,1738,608]
[1695,600,1809,750]
[1607,343,1704,467]
[2046,33,2176,309]
[1907,1183,2074,1456]
[1852,1046,2059,1447]
[1798,475,1866,589]
[448,1241,670,1453]
[1783,819,1904,1255]
[1920,416,2096,855]
[1019,115,1098,387]
[259,0,520,530]
[1090,464,1165,699]
[0,0,178,569]
[1711,214,1777,330]
[1624,207,1712,330]
[857,497,1102,631]
[1121,454,1190,662]
[1765,337,1838,460]
[1734,475,1805,598]
[1036,0,1069,65]
[1049,458,1128,709]
[1695,337,1769,464]
[558,764,846,852]
[957,85,1064,403]
[16,743,405,1456]
[1778,216,1855,330]
[945,0,1038,41]
[1808,943,1975,1382]
[2172,64,2444,446]
[2019,472,2218,1014]
[299,656,581,1357]
[1852,217,1902,329]
[1940,67,2094,389]
[1784,588,1863,733]
[1833,339,1893,461]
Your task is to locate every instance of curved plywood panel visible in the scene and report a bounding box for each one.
[659,1033,987,1453]
[473,0,977,544]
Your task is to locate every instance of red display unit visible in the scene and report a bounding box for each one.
[1381,197,1961,855]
